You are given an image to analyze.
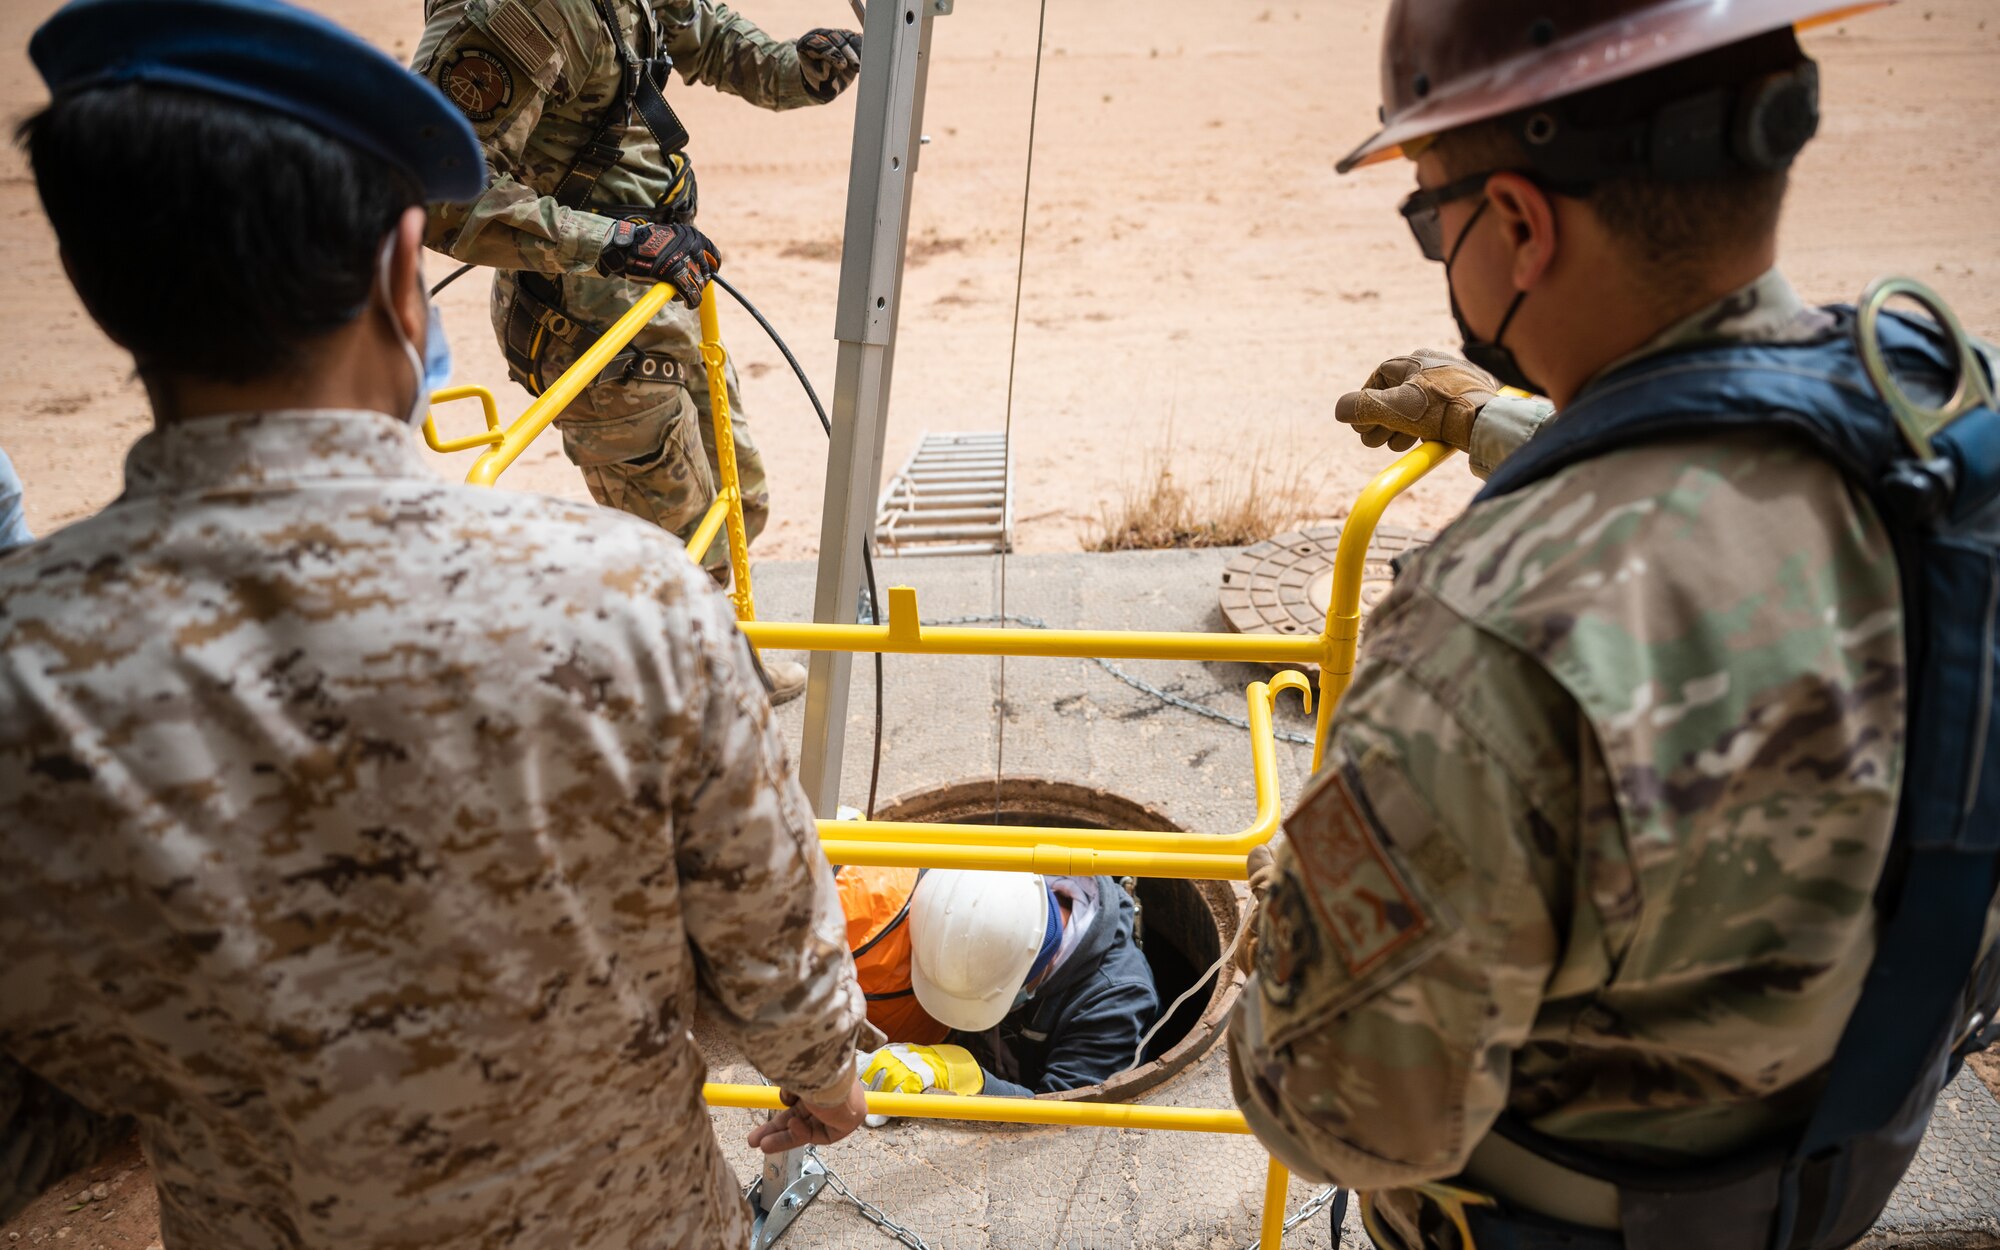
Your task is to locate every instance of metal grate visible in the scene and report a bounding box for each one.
[872,431,1012,556]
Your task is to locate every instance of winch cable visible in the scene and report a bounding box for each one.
[711,273,889,820]
[429,262,475,297]
[424,260,891,815]
[992,0,1053,821]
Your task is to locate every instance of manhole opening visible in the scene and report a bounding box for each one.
[871,778,1241,1104]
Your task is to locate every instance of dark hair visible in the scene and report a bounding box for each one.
[18,84,421,384]
[1433,31,1803,307]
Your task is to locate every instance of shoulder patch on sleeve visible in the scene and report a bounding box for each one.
[436,47,516,121]
[471,0,564,91]
[1287,766,1434,979]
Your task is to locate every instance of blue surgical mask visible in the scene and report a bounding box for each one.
[422,301,454,395]
[376,233,432,427]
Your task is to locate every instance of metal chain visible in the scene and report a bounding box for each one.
[1234,1185,1346,1250]
[921,613,1318,747]
[805,1147,936,1250]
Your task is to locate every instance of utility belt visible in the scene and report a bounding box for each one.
[1359,1131,1631,1250]
[501,271,688,397]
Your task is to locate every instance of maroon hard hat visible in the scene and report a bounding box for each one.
[1337,0,1893,173]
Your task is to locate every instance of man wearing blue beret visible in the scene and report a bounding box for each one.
[415,0,863,705]
[0,1,872,1244]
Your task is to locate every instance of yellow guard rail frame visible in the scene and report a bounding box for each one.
[424,279,1457,1248]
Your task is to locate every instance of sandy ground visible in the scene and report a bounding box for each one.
[3,1,1999,559]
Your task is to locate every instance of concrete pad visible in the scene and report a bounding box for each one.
[697,549,2000,1250]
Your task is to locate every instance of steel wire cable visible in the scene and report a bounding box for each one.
[992,0,1054,821]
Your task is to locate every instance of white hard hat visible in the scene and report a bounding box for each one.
[908,869,1050,1033]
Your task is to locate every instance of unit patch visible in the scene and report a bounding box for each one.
[438,48,515,121]
[1286,768,1432,980]
[1256,871,1320,1006]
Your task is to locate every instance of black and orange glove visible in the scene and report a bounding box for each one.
[597,220,720,308]
[797,28,862,103]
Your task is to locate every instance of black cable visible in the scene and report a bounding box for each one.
[429,262,476,298]
[711,274,888,820]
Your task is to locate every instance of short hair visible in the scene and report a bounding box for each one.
[18,84,420,385]
[1431,30,1803,306]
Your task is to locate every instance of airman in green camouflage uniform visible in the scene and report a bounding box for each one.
[1230,4,2000,1247]
[414,0,862,572]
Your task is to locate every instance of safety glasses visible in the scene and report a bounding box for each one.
[1399,169,1586,262]
[1397,171,1499,263]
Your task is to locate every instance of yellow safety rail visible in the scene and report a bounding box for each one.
[817,672,1312,879]
[1310,438,1454,769]
[421,385,504,454]
[435,280,1458,1249]
[704,1083,1291,1249]
[465,283,680,487]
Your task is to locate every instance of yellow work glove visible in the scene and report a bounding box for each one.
[1334,350,1498,453]
[1235,843,1278,977]
[861,1044,986,1100]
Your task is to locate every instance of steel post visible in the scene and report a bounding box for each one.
[798,0,948,813]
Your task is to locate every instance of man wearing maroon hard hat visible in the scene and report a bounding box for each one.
[1229,3,2000,1249]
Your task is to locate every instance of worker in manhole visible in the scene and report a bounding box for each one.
[0,2,874,1244]
[840,867,1161,1099]
[412,0,864,704]
[1231,2,2000,1250]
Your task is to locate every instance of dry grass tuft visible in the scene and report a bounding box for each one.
[1086,444,1323,552]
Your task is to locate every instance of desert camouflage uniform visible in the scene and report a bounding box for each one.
[416,0,823,568]
[0,410,868,1247]
[1229,270,2000,1242]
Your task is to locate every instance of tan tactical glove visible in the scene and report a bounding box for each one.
[1334,350,1499,453]
[1234,843,1278,977]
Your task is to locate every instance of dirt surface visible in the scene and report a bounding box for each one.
[0,1133,159,1249]
[3,1,1999,557]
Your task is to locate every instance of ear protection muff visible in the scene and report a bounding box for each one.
[1507,57,1823,185]
[1734,61,1820,172]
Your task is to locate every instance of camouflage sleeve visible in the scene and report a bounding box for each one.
[0,1057,127,1226]
[1226,591,1566,1189]
[673,590,867,1105]
[1469,393,1557,479]
[415,0,616,273]
[665,1,814,112]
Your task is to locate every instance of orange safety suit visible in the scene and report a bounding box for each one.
[835,865,950,1045]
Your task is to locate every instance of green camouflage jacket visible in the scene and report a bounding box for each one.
[417,0,814,274]
[1230,271,2000,1206]
[0,411,867,1247]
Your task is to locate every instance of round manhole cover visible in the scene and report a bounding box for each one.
[1219,522,1432,661]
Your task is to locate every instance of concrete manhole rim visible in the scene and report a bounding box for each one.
[870,776,1243,1106]
[1220,521,1434,663]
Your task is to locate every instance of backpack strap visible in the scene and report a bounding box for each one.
[551,0,690,212]
[1470,309,2000,1250]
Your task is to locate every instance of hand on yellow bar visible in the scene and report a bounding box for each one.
[746,1077,870,1154]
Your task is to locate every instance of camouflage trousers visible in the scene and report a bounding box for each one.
[492,270,770,571]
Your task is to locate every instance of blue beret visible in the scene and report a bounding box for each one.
[29,0,484,203]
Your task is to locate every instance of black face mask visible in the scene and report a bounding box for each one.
[1444,198,1543,396]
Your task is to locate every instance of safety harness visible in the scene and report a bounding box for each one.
[835,865,951,1045]
[1406,309,2000,1250]
[502,0,696,395]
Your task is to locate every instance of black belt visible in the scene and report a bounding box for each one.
[503,272,688,396]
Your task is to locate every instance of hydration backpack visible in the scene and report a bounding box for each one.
[1467,289,2000,1250]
